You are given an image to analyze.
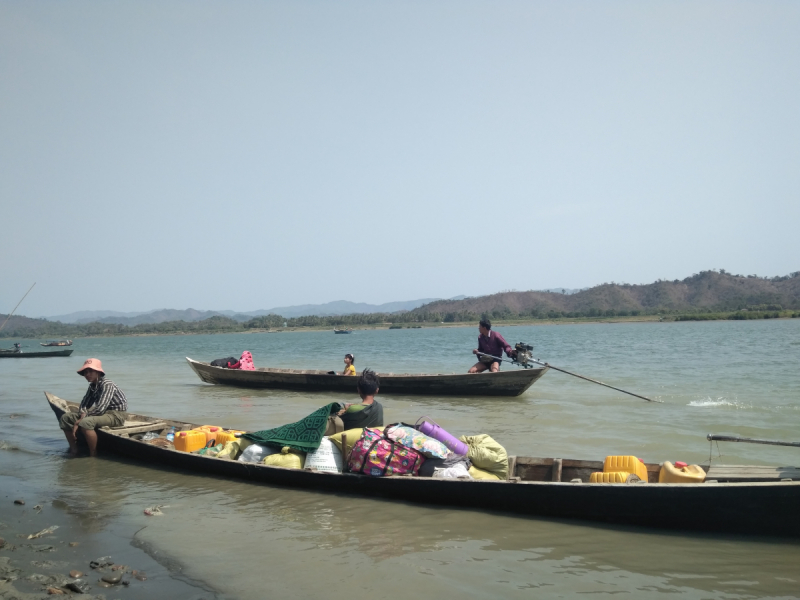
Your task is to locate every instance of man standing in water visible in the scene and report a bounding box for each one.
[59,358,128,457]
[468,318,517,373]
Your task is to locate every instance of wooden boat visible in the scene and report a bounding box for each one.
[333,328,352,334]
[0,349,73,358]
[45,392,800,537]
[186,357,548,396]
[40,340,73,347]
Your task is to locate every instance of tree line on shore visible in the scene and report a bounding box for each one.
[2,269,798,339]
[2,306,799,340]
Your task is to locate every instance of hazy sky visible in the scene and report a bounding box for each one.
[2,1,798,317]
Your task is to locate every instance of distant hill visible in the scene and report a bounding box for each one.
[42,297,448,325]
[249,298,442,318]
[411,271,800,316]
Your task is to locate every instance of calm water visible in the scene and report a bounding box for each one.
[2,320,799,599]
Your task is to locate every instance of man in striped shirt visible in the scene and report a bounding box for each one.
[60,358,128,457]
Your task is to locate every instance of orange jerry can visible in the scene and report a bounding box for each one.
[197,425,223,446]
[659,461,706,483]
[173,430,206,453]
[603,455,649,482]
[215,430,245,446]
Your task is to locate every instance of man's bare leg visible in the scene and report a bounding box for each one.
[83,429,99,457]
[469,362,489,374]
[63,429,79,457]
[490,361,500,373]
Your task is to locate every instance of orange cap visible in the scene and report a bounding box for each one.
[77,358,105,376]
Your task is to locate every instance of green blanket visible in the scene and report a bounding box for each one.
[241,403,341,453]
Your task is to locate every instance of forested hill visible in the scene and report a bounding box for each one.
[411,270,800,318]
[2,270,798,338]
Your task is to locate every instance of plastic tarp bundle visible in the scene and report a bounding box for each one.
[263,446,305,469]
[468,465,502,480]
[459,434,508,480]
[432,463,472,479]
[238,444,278,463]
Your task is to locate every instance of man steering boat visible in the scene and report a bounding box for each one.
[468,318,517,373]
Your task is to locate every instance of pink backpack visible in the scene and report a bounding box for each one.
[347,428,425,477]
[239,351,255,371]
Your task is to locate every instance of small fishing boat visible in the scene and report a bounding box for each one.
[45,392,800,537]
[0,348,73,358]
[333,328,352,334]
[40,340,73,347]
[186,357,548,396]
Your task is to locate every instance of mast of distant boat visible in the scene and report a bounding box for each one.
[0,282,36,334]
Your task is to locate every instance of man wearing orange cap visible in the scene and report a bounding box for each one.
[59,358,128,457]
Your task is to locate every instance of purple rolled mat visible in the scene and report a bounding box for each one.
[418,420,469,455]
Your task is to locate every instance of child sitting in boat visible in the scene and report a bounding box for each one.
[341,353,356,376]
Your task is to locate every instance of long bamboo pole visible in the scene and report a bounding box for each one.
[0,283,36,334]
[475,350,660,403]
[707,434,800,448]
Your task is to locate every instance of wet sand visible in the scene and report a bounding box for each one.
[0,473,217,600]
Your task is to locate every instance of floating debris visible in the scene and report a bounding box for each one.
[28,525,59,539]
[69,570,83,578]
[33,504,43,512]
[47,587,65,595]
[143,505,169,516]
[13,499,24,506]
[132,570,147,581]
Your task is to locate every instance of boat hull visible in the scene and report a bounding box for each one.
[186,357,548,396]
[45,392,800,537]
[0,349,73,358]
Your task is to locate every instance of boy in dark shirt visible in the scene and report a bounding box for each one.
[339,368,384,429]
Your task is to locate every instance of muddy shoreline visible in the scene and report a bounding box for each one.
[0,474,219,600]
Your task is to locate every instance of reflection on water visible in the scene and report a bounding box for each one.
[2,320,800,599]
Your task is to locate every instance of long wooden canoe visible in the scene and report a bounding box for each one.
[186,357,548,396]
[0,349,73,358]
[46,392,800,537]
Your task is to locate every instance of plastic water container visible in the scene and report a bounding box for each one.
[416,419,468,455]
[215,430,246,446]
[590,471,636,483]
[603,455,649,482]
[659,461,706,483]
[197,425,222,446]
[173,430,206,453]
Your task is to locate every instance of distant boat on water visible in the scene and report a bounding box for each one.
[40,340,73,347]
[0,348,73,358]
[333,328,352,334]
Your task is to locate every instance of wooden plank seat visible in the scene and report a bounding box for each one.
[705,465,800,482]
[101,421,167,435]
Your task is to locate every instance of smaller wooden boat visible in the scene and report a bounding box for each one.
[44,392,800,537]
[333,328,352,334]
[0,348,73,358]
[186,357,548,396]
[40,340,73,347]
